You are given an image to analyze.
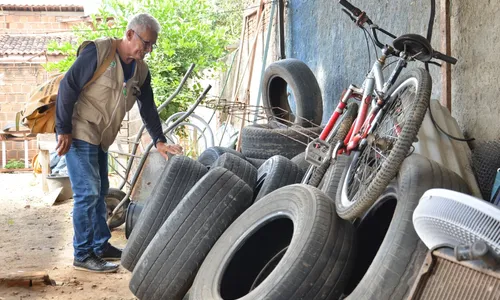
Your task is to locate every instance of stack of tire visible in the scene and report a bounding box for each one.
[122,145,316,300]
[120,58,473,300]
[240,59,324,169]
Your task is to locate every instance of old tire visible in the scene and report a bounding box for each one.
[255,155,304,201]
[129,168,253,300]
[291,152,309,173]
[121,156,208,271]
[212,153,258,188]
[343,154,470,300]
[318,155,352,200]
[198,146,246,167]
[241,124,323,160]
[471,140,500,200]
[190,184,356,300]
[262,58,323,128]
[105,188,129,229]
[125,202,144,239]
[247,157,267,169]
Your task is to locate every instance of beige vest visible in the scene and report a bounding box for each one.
[72,37,149,151]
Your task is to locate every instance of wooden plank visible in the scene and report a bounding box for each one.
[37,133,57,151]
[0,271,52,286]
[0,168,34,173]
[236,0,266,152]
[440,0,452,111]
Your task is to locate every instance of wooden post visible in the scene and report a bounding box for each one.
[441,0,452,111]
[37,134,57,193]
[1,140,5,168]
[236,0,266,151]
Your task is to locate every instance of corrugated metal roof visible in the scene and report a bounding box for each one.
[0,35,75,55]
[0,4,84,12]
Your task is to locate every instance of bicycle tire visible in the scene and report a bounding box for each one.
[308,102,358,187]
[336,68,431,220]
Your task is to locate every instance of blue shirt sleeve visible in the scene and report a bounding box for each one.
[55,43,97,135]
[137,71,167,146]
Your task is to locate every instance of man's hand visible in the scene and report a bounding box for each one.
[56,134,73,156]
[156,142,183,160]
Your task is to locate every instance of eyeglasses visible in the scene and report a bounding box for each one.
[133,31,157,51]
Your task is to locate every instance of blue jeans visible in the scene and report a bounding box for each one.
[65,139,111,261]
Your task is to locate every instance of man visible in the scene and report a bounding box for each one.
[56,13,182,273]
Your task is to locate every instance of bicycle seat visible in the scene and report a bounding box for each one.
[393,34,433,62]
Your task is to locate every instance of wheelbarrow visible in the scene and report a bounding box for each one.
[105,64,213,230]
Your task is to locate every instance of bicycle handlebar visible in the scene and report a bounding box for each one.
[338,0,458,65]
[433,51,458,65]
[339,0,362,17]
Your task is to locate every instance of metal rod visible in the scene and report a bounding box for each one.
[107,161,131,187]
[108,154,127,173]
[278,0,286,59]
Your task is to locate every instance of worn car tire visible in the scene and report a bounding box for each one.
[105,188,129,229]
[343,154,470,300]
[198,146,246,167]
[247,157,267,169]
[254,155,304,201]
[212,153,257,188]
[262,58,323,128]
[121,156,208,271]
[125,202,144,239]
[129,168,253,300]
[471,140,500,200]
[190,184,355,300]
[291,152,309,173]
[318,155,352,200]
[241,124,323,160]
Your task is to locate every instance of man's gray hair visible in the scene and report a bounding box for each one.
[127,13,161,34]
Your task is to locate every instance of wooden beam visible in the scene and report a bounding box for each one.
[236,0,266,152]
[0,271,52,286]
[440,0,452,111]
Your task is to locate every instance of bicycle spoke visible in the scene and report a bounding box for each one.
[377,90,416,138]
[346,79,419,206]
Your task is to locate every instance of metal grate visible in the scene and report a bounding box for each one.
[410,250,500,300]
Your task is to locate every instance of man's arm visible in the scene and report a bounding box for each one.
[137,71,183,158]
[55,43,97,155]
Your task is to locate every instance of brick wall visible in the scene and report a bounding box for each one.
[0,8,85,166]
[0,11,84,34]
[0,64,51,162]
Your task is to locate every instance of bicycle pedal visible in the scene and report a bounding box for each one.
[305,138,333,167]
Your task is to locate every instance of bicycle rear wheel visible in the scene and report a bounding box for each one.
[336,68,431,220]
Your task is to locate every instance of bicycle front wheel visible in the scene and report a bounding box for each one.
[336,68,431,220]
[304,102,358,186]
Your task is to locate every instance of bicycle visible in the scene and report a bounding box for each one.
[303,0,458,221]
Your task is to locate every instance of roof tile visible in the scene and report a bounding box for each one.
[0,35,75,55]
[0,4,84,12]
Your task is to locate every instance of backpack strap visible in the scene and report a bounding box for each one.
[82,39,119,89]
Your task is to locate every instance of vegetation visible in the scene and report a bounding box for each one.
[46,0,244,121]
[4,159,25,169]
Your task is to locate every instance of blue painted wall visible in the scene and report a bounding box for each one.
[284,0,441,125]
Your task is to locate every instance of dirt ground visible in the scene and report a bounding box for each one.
[0,172,136,300]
